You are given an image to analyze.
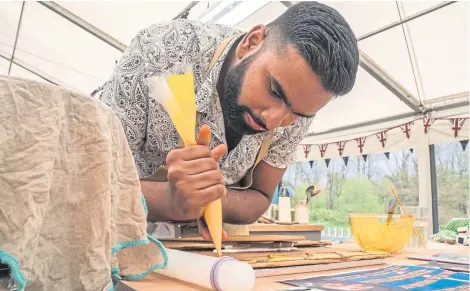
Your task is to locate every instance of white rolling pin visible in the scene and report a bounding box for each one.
[154,249,255,291]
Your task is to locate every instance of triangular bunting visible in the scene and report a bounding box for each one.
[362,155,368,162]
[325,158,330,168]
[423,117,435,134]
[302,144,312,159]
[385,152,390,159]
[376,130,388,148]
[318,144,328,158]
[343,156,349,166]
[460,140,469,151]
[410,148,414,153]
[355,137,366,154]
[309,160,314,168]
[400,122,413,139]
[337,141,347,156]
[449,118,467,138]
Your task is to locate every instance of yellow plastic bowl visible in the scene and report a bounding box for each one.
[349,213,415,253]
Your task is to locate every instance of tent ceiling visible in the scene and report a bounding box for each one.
[406,3,469,100]
[0,58,9,74]
[308,66,413,134]
[236,1,286,31]
[55,1,216,46]
[359,25,421,99]
[16,2,123,92]
[10,63,48,83]
[0,1,20,58]
[0,1,468,138]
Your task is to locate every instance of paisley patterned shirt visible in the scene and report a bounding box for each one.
[98,19,312,185]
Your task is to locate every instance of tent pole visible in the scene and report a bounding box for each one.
[396,2,426,102]
[428,144,439,233]
[173,2,198,20]
[360,51,423,112]
[8,1,25,75]
[415,122,434,236]
[280,1,294,8]
[39,1,127,52]
[358,2,456,41]
[423,91,469,106]
[0,52,63,86]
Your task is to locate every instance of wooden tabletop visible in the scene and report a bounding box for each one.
[249,223,324,232]
[124,242,468,291]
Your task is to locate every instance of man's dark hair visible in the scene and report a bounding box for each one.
[266,1,359,96]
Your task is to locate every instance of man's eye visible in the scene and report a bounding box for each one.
[270,84,281,99]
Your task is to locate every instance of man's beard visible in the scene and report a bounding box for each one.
[220,51,266,136]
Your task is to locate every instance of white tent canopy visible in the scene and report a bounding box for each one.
[0,1,468,234]
[1,1,468,141]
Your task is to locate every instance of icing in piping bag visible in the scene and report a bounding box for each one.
[146,65,223,257]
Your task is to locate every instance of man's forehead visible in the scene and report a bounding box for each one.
[265,44,331,110]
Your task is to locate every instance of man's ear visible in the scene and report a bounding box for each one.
[236,25,266,60]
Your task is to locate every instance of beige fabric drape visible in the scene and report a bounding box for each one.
[0,76,166,291]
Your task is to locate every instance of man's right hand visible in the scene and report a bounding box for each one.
[165,125,227,220]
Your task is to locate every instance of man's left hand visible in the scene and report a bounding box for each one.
[197,217,228,241]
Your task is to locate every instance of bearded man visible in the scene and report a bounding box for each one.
[96,1,359,239]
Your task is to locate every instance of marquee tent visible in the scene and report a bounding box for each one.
[1,1,468,233]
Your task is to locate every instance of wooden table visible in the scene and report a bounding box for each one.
[124,242,468,291]
[249,223,324,241]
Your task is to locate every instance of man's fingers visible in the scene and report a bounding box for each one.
[189,170,224,188]
[211,144,227,161]
[199,225,212,241]
[198,217,211,240]
[222,229,228,240]
[184,157,219,175]
[196,124,227,162]
[190,184,226,206]
[198,218,228,241]
[196,124,211,146]
[166,146,211,163]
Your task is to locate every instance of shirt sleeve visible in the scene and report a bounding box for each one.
[97,28,151,153]
[263,117,313,168]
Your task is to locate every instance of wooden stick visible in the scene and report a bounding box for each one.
[390,187,425,246]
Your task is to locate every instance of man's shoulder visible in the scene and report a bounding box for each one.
[273,118,313,138]
[139,19,241,43]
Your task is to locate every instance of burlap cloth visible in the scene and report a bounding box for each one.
[0,76,167,291]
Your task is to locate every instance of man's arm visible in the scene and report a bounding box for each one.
[143,117,313,224]
[222,161,285,224]
[221,117,314,224]
[142,160,284,224]
[141,181,179,222]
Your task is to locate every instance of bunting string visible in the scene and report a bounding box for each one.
[300,117,468,160]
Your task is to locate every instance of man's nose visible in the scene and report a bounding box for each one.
[261,105,290,130]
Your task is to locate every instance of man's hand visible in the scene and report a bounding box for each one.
[198,217,228,241]
[165,125,227,220]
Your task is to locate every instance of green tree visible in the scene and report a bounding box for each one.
[435,142,469,226]
[336,178,383,219]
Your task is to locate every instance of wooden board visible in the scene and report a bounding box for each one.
[244,252,391,268]
[293,240,332,247]
[254,259,386,277]
[408,253,470,265]
[249,223,324,232]
[159,234,306,243]
[189,247,391,269]
[161,239,331,251]
[160,241,215,250]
